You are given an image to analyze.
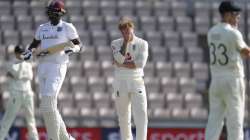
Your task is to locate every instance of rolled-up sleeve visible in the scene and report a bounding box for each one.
[111,41,125,64]
[134,41,148,68]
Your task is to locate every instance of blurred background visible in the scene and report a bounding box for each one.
[0,0,249,139]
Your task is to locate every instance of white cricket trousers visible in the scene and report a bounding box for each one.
[113,76,148,140]
[0,91,38,140]
[38,62,73,140]
[205,76,245,140]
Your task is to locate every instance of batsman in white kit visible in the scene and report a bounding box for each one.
[205,1,250,140]
[22,1,82,140]
[111,17,148,140]
[0,46,39,140]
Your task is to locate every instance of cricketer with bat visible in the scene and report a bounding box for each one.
[22,1,82,140]
[111,17,149,140]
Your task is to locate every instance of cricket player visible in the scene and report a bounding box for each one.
[0,46,39,140]
[22,1,81,140]
[111,17,148,140]
[205,1,250,140]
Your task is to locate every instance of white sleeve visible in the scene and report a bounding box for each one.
[66,23,79,40]
[134,41,148,68]
[21,63,33,81]
[7,63,20,79]
[35,25,42,40]
[27,64,33,80]
[234,30,248,51]
[111,41,125,64]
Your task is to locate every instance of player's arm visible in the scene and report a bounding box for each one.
[119,40,136,69]
[70,38,82,52]
[5,62,15,78]
[115,42,148,69]
[120,41,128,56]
[130,41,148,69]
[111,41,126,64]
[123,61,136,69]
[233,30,250,58]
[65,23,83,53]
[20,38,41,60]
[6,63,20,79]
[6,72,14,78]
[240,47,250,58]
[64,38,82,55]
[28,39,41,51]
[28,25,42,52]
[19,63,33,81]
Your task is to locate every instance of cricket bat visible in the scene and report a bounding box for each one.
[34,41,74,57]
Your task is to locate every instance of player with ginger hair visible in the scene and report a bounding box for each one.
[111,16,149,140]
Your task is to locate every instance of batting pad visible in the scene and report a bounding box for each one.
[40,96,60,140]
[40,96,72,140]
[58,113,72,140]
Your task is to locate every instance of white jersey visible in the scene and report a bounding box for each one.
[35,20,79,64]
[111,35,148,78]
[5,59,33,93]
[207,23,247,78]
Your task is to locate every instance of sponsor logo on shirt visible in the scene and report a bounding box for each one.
[42,34,58,39]
[133,44,136,51]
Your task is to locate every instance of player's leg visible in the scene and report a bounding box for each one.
[23,93,39,140]
[38,63,70,140]
[40,96,60,140]
[225,78,245,140]
[114,79,132,140]
[57,112,75,140]
[38,64,59,140]
[130,77,148,140]
[205,79,225,140]
[0,94,22,140]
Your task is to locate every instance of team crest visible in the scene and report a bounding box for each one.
[133,45,136,50]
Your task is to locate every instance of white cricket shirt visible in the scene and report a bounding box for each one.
[207,23,248,78]
[111,35,148,78]
[35,20,79,64]
[5,59,33,93]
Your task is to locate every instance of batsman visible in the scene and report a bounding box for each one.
[22,1,82,140]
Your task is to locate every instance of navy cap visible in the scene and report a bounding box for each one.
[219,1,241,14]
[14,45,24,54]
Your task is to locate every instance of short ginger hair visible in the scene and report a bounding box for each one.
[118,16,135,30]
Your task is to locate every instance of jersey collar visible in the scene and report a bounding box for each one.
[220,22,231,28]
[50,20,63,27]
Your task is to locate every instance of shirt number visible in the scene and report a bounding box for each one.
[210,43,229,65]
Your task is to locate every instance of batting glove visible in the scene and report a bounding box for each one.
[21,49,32,60]
[64,47,74,55]
[65,44,81,55]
